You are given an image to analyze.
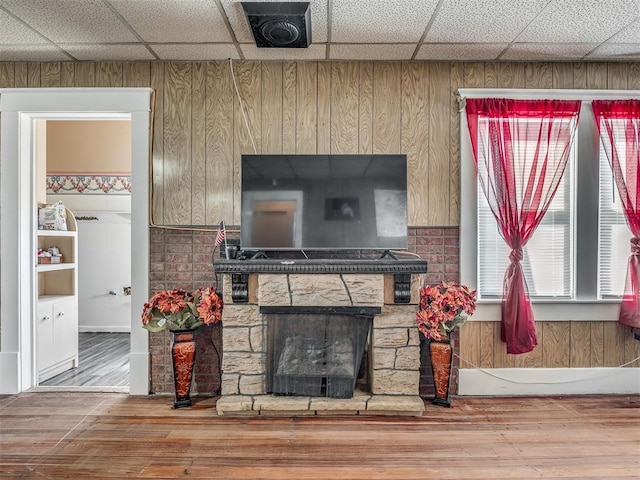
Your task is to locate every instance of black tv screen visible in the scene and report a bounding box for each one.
[240,154,408,251]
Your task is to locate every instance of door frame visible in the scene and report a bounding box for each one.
[0,88,152,394]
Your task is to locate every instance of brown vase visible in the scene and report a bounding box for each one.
[429,336,453,407]
[171,329,196,408]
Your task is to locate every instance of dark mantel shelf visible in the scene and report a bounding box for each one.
[214,258,428,275]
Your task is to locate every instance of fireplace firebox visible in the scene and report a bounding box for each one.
[264,307,376,398]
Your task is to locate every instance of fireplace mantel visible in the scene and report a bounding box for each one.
[215,258,427,417]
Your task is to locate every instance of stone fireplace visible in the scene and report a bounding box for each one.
[215,258,427,416]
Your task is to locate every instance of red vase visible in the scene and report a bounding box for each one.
[429,337,453,407]
[171,329,196,408]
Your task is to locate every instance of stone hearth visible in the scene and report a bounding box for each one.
[215,259,427,416]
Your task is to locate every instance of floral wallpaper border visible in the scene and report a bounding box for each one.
[46,175,131,195]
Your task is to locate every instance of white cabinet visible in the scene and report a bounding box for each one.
[36,208,78,382]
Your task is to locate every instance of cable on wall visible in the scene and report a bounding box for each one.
[454,352,640,385]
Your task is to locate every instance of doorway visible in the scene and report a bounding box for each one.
[0,88,152,394]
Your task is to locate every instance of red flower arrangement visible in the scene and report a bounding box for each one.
[141,287,223,332]
[416,282,476,340]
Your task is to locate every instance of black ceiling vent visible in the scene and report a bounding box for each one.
[242,2,311,48]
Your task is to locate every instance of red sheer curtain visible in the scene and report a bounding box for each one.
[466,99,581,354]
[593,100,640,328]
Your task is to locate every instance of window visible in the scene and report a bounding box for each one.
[460,90,640,321]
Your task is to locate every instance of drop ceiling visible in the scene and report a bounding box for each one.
[1,0,639,62]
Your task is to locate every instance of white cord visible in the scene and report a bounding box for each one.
[229,58,258,154]
[455,352,640,385]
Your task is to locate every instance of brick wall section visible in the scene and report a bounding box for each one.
[148,226,460,397]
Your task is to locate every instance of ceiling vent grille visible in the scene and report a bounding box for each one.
[241,2,311,48]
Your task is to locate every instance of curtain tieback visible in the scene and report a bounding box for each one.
[509,248,523,262]
[630,237,640,255]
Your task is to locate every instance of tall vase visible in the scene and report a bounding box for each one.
[171,329,196,408]
[429,336,453,407]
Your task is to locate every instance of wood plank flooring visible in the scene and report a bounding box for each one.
[0,393,638,479]
[40,333,129,388]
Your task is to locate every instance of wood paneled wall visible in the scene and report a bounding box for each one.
[1,60,639,370]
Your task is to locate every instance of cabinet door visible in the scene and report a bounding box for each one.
[52,299,78,365]
[36,304,54,372]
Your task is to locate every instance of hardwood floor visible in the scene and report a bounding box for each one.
[40,333,129,388]
[0,393,638,479]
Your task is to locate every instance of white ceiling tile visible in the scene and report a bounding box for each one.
[518,0,640,43]
[501,43,598,61]
[330,44,414,60]
[151,43,240,60]
[586,43,640,61]
[1,0,138,43]
[608,19,640,43]
[221,0,327,44]
[109,0,232,43]
[0,10,49,44]
[61,44,155,61]
[416,43,507,61]
[425,0,546,43]
[240,43,326,60]
[0,45,72,62]
[332,0,439,43]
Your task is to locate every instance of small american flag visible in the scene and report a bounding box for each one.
[214,221,226,248]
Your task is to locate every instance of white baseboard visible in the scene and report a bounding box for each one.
[459,368,640,396]
[78,326,131,333]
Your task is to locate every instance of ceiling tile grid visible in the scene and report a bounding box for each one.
[500,42,599,61]
[0,45,71,62]
[0,9,50,44]
[152,43,241,60]
[416,43,509,61]
[330,43,416,60]
[61,43,156,61]
[240,42,326,60]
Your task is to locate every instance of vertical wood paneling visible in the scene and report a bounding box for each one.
[358,61,373,154]
[191,62,206,225]
[401,62,429,225]
[60,62,75,86]
[629,63,640,89]
[484,62,497,87]
[28,63,41,87]
[552,63,573,89]
[449,62,463,225]
[525,63,552,89]
[573,63,587,89]
[542,322,570,367]
[373,62,401,155]
[479,322,494,367]
[0,63,15,87]
[282,61,297,153]
[427,62,450,225]
[96,62,123,87]
[603,321,625,367]
[459,321,481,367]
[232,62,261,221]
[463,62,484,88]
[14,63,28,87]
[569,322,591,367]
[586,63,607,89]
[163,62,192,225]
[296,62,317,154]
[261,62,283,154]
[150,62,165,224]
[607,63,628,89]
[623,326,640,367]
[75,62,96,87]
[123,62,150,87]
[41,62,61,87]
[317,62,331,154]
[590,321,605,367]
[498,62,525,88]
[205,61,233,225]
[332,61,359,154]
[493,321,515,368]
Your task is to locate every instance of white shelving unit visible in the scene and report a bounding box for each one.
[36,208,78,382]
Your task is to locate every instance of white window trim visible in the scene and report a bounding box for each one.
[459,88,640,322]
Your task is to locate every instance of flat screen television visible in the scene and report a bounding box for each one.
[240,154,408,251]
